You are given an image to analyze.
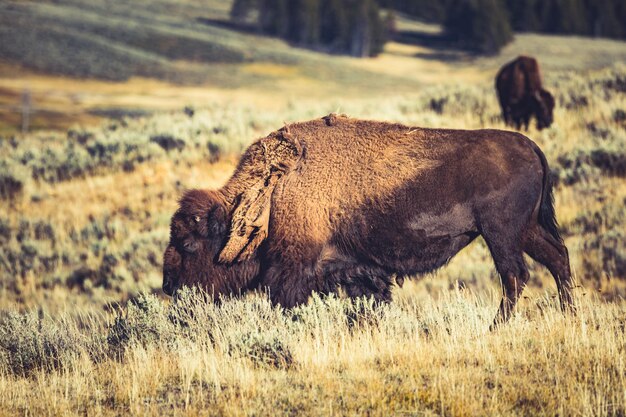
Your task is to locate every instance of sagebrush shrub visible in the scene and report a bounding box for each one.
[0,310,101,376]
[0,159,29,200]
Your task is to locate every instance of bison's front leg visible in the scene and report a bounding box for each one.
[261,260,336,309]
[261,252,393,308]
[523,114,531,131]
[340,270,394,304]
[501,106,512,126]
[316,253,394,303]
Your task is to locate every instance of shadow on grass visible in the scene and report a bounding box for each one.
[196,17,260,36]
[393,30,473,62]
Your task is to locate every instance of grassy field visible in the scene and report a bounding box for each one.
[0,62,625,414]
[1,1,626,415]
[0,290,624,416]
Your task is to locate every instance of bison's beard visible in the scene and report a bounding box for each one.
[163,242,262,301]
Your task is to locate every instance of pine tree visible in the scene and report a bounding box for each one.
[505,0,542,32]
[445,0,513,54]
[258,0,289,36]
[547,0,589,34]
[344,0,386,57]
[234,0,386,57]
[230,0,257,23]
[585,0,623,38]
[381,0,450,23]
[319,0,349,51]
[284,0,320,44]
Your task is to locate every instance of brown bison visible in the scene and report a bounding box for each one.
[163,114,574,327]
[496,56,555,131]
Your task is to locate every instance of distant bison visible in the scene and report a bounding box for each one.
[163,114,574,327]
[496,56,555,131]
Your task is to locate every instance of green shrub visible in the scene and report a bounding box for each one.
[422,85,490,120]
[107,294,175,357]
[555,147,626,185]
[0,217,10,243]
[566,200,626,236]
[0,159,29,200]
[150,134,186,152]
[0,310,100,376]
[583,229,626,281]
[228,329,293,368]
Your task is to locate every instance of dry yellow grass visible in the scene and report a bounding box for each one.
[0,289,624,416]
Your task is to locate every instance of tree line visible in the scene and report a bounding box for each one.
[230,0,390,57]
[389,0,626,52]
[230,0,626,57]
[504,0,626,39]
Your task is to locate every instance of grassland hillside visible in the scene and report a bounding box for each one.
[1,2,626,415]
[3,0,626,132]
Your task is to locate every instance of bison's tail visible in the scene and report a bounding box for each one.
[531,142,563,244]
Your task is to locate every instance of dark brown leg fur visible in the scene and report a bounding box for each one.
[523,225,575,313]
[488,248,530,330]
[478,198,532,329]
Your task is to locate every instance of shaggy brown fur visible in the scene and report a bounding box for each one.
[162,133,301,297]
[496,56,555,131]
[163,114,574,327]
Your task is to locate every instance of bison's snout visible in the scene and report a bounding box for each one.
[162,276,176,296]
[162,268,179,296]
[162,245,182,296]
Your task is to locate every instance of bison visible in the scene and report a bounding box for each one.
[496,56,555,131]
[163,114,575,327]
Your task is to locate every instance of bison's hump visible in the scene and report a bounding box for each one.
[322,113,349,126]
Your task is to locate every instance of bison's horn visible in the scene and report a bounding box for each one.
[396,275,405,287]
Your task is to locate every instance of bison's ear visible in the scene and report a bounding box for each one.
[207,204,228,237]
[540,89,555,107]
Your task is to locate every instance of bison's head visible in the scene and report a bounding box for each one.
[162,189,261,299]
[534,89,555,130]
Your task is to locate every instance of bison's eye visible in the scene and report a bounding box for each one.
[187,215,202,228]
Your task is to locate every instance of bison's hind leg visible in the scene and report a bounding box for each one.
[501,105,512,125]
[488,244,530,330]
[479,219,531,329]
[523,225,575,313]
